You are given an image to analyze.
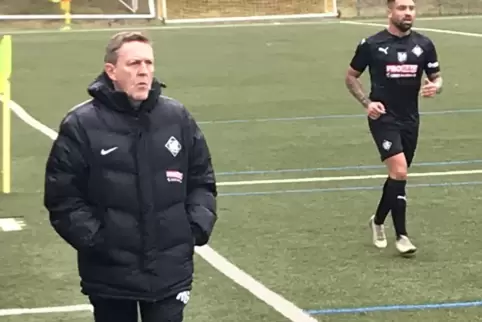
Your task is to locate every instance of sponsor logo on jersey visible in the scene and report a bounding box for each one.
[386,64,418,78]
[166,170,183,183]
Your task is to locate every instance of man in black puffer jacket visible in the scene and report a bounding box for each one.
[43,31,217,322]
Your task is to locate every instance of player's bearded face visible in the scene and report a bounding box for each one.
[392,17,412,32]
[390,3,415,32]
[392,14,414,32]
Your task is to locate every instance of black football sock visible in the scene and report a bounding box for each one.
[373,178,391,225]
[386,178,408,239]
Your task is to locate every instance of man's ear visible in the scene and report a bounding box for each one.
[387,1,393,18]
[104,63,116,82]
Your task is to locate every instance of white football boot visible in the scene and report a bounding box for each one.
[396,235,417,256]
[369,215,387,249]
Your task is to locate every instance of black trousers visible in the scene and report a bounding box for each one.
[89,294,187,322]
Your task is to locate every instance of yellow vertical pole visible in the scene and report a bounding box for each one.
[2,79,11,194]
[61,0,72,30]
[0,35,12,194]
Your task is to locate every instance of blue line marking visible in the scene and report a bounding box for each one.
[218,181,482,197]
[305,300,482,315]
[198,108,482,125]
[216,159,482,176]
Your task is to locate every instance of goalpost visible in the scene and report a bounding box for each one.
[0,0,157,21]
[119,0,139,13]
[0,0,337,25]
[157,0,339,24]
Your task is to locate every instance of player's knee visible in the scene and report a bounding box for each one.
[389,167,408,180]
[385,154,408,180]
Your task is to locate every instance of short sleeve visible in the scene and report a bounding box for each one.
[424,40,440,75]
[349,38,371,73]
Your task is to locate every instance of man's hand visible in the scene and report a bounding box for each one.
[420,78,439,98]
[366,102,386,120]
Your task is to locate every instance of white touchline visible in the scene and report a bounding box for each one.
[0,95,317,322]
[3,19,341,36]
[0,305,93,316]
[217,169,482,186]
[340,20,482,37]
[0,218,25,231]
[2,15,482,36]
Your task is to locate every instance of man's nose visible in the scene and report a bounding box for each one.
[138,62,149,75]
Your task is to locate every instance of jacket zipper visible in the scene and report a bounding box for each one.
[134,119,146,271]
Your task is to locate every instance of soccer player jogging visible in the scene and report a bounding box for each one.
[344,0,443,255]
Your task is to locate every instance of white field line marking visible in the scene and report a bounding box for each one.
[340,20,482,37]
[394,15,482,21]
[0,218,25,231]
[3,19,340,36]
[0,95,317,322]
[217,169,482,186]
[0,305,93,316]
[3,15,482,36]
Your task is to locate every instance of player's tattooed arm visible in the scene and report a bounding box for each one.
[345,67,371,108]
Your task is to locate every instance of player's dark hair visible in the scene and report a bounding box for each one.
[387,0,395,6]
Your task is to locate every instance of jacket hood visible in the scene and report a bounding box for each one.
[87,72,166,115]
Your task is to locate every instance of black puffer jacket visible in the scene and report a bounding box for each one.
[43,72,217,301]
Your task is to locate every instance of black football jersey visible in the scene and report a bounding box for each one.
[349,29,440,123]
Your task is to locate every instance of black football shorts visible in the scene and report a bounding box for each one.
[368,118,419,167]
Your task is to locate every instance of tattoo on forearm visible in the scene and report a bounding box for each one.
[428,72,441,81]
[429,72,443,93]
[345,75,370,107]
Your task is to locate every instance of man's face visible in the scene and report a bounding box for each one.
[105,41,154,101]
[389,0,416,32]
